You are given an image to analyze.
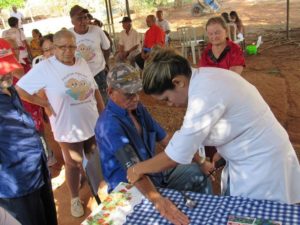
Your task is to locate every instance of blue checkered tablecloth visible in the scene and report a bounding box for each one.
[124,188,300,225]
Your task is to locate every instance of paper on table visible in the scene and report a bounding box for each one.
[81,182,143,225]
[227,215,282,225]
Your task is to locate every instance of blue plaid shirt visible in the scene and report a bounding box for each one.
[0,86,45,198]
[95,99,166,192]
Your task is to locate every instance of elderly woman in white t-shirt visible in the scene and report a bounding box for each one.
[16,29,105,218]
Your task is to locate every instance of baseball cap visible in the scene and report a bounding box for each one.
[120,17,132,23]
[0,38,22,76]
[107,63,142,94]
[70,5,89,17]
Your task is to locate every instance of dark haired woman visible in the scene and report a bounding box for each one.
[127,48,300,205]
[30,29,43,58]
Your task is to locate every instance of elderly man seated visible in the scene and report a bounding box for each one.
[135,15,165,69]
[94,63,212,224]
[115,17,141,66]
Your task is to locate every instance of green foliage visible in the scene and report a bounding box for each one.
[0,0,24,9]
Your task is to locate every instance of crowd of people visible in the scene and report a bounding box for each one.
[1,4,300,225]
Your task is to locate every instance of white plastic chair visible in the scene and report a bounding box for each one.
[32,55,44,67]
[227,23,245,50]
[177,26,205,64]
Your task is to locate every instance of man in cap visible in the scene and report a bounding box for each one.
[94,63,212,225]
[69,5,110,103]
[0,38,57,225]
[115,17,141,66]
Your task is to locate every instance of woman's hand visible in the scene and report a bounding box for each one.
[153,196,189,225]
[212,152,222,168]
[200,161,216,182]
[44,103,56,117]
[127,165,143,184]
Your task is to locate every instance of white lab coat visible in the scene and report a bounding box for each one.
[166,67,300,204]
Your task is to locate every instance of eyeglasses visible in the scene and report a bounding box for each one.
[55,45,77,51]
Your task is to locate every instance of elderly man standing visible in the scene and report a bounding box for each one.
[95,63,212,225]
[156,10,171,46]
[0,38,57,225]
[115,17,141,66]
[69,5,110,103]
[10,6,25,30]
[135,15,165,69]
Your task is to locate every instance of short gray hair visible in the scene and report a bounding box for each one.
[53,29,76,43]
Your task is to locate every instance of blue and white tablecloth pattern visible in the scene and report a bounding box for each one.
[124,188,300,225]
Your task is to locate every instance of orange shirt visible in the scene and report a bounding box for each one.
[143,24,165,49]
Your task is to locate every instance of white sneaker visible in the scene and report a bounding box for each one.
[70,197,84,217]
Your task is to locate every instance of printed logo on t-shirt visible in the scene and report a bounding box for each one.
[65,77,93,101]
[76,43,95,62]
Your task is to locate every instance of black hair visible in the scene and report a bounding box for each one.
[8,17,18,27]
[32,29,42,38]
[143,48,192,95]
[40,34,54,47]
[221,12,230,23]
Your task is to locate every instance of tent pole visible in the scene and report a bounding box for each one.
[286,0,290,39]
[125,0,130,18]
[104,0,111,34]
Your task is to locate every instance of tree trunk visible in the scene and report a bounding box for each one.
[174,0,183,8]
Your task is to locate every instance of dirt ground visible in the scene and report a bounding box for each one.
[44,0,300,224]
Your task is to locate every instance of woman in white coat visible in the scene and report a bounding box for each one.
[127,48,300,205]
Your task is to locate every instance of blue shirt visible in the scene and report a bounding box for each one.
[0,87,46,198]
[95,99,166,192]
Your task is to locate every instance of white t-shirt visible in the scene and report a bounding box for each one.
[118,28,141,52]
[2,28,28,59]
[165,67,300,204]
[17,56,99,143]
[70,25,110,76]
[157,19,170,32]
[10,11,24,28]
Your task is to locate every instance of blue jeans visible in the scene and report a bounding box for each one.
[161,163,212,194]
[94,69,108,105]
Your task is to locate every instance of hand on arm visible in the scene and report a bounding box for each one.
[128,44,139,54]
[212,152,222,167]
[127,151,177,184]
[16,86,56,117]
[193,152,215,181]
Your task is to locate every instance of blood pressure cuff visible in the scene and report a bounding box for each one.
[114,144,141,169]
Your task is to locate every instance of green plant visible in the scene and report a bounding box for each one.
[0,0,24,9]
